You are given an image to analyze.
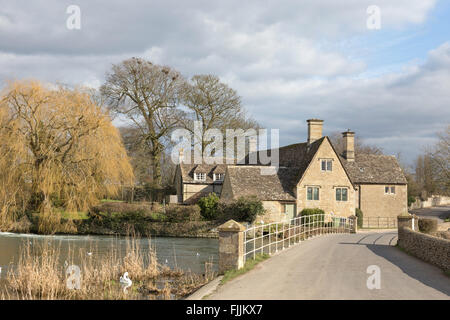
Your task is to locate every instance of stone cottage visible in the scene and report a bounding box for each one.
[174,119,407,223]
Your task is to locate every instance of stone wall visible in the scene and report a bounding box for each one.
[359,184,408,218]
[297,138,355,217]
[182,183,222,202]
[398,226,450,273]
[409,195,450,210]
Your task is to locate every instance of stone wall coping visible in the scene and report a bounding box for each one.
[218,219,246,232]
[400,226,450,244]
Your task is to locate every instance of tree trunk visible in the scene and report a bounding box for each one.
[151,147,162,187]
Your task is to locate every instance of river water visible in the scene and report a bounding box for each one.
[0,232,218,280]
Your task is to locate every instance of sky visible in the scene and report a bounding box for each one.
[0,0,449,165]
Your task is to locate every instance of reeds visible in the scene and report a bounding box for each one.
[2,233,216,300]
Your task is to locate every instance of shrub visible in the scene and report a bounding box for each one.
[198,193,220,220]
[355,208,363,228]
[418,218,438,234]
[164,204,202,222]
[89,202,151,220]
[299,208,325,225]
[407,196,416,207]
[218,196,265,223]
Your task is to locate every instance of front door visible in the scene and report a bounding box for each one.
[284,203,295,220]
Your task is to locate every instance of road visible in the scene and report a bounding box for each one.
[410,205,450,223]
[207,232,450,300]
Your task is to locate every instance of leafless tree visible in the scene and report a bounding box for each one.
[180,74,259,157]
[329,131,384,156]
[101,58,185,187]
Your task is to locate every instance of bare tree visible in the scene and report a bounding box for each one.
[329,131,384,156]
[180,74,259,157]
[430,125,450,195]
[101,58,185,187]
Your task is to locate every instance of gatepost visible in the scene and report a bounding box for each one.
[218,220,246,274]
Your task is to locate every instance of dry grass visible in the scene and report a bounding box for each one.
[1,233,216,300]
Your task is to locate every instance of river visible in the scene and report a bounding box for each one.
[0,232,218,281]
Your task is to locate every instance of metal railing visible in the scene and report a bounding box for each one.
[243,213,354,262]
[362,217,397,229]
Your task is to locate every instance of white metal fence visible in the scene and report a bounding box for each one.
[244,213,354,262]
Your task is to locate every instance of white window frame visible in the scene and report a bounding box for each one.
[321,159,333,172]
[213,173,224,181]
[385,185,396,195]
[194,173,206,181]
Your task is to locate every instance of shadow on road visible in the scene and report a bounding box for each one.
[340,235,450,297]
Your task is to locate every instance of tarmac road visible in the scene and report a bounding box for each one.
[207,232,450,300]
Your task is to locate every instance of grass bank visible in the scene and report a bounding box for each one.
[220,254,270,285]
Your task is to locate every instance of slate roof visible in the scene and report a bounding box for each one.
[177,136,407,204]
[225,166,298,201]
[243,137,325,184]
[340,154,407,184]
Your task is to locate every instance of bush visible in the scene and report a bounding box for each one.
[299,208,325,225]
[164,204,202,222]
[408,196,416,207]
[218,196,265,223]
[198,193,220,220]
[89,202,151,219]
[355,208,363,228]
[418,218,438,234]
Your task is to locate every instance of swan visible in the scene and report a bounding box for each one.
[120,272,132,293]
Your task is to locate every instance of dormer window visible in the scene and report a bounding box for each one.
[194,173,206,181]
[321,159,332,172]
[214,173,224,181]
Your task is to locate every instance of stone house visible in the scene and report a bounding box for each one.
[174,119,407,223]
[173,161,228,204]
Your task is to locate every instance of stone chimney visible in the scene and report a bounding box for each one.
[342,130,355,162]
[307,119,324,145]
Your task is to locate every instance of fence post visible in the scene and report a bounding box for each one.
[348,215,357,233]
[218,220,246,275]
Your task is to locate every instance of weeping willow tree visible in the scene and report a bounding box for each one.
[0,80,134,229]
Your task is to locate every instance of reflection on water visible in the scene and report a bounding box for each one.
[0,232,218,280]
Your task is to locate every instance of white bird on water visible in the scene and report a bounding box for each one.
[87,252,93,256]
[119,272,132,293]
